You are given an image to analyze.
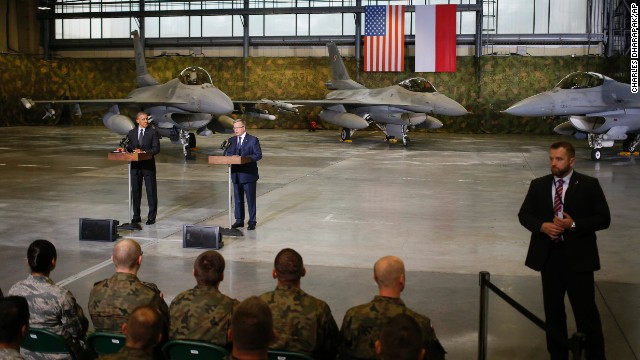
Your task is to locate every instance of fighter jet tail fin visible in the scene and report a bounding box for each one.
[326,42,366,90]
[131,30,159,88]
[328,42,350,81]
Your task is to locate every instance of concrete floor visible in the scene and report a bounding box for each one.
[0,126,638,359]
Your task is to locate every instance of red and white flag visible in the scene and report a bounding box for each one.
[364,5,405,72]
[415,5,457,72]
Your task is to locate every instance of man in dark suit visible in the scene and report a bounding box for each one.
[120,112,161,225]
[225,119,262,230]
[519,141,610,360]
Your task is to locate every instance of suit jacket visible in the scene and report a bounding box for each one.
[518,171,610,272]
[226,133,262,183]
[125,126,160,170]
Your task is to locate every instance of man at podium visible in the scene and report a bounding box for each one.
[119,112,161,225]
[225,119,262,230]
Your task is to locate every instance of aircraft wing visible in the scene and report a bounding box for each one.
[235,99,417,107]
[22,98,188,108]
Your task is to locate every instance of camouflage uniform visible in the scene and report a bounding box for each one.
[339,295,446,360]
[259,285,339,359]
[98,347,152,360]
[0,348,25,359]
[7,275,91,360]
[169,285,238,346]
[88,272,169,333]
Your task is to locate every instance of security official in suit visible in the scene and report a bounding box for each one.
[225,119,262,230]
[519,141,610,360]
[119,112,161,225]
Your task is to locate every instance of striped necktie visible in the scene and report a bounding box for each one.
[553,179,564,216]
[553,179,564,242]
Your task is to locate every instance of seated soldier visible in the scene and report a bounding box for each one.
[89,239,169,334]
[0,296,30,360]
[259,248,339,359]
[340,256,446,360]
[99,305,163,360]
[227,296,274,360]
[8,239,92,360]
[170,250,238,346]
[376,314,425,360]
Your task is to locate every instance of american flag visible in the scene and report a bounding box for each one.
[364,5,405,72]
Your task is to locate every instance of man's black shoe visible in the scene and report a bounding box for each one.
[231,222,244,229]
[131,218,142,224]
[146,219,156,225]
[247,224,256,230]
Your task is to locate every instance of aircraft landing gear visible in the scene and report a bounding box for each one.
[188,132,196,149]
[623,134,640,152]
[179,129,194,160]
[591,148,602,161]
[402,136,410,146]
[341,128,352,142]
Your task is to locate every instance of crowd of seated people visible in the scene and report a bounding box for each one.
[4,239,445,360]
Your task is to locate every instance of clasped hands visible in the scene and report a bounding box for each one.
[541,212,574,239]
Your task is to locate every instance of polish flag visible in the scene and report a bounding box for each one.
[415,5,457,73]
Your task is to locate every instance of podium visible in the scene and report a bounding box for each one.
[208,155,252,165]
[108,152,153,162]
[108,151,153,230]
[208,155,252,237]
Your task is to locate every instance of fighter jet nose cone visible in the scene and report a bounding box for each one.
[221,96,234,114]
[453,103,470,116]
[442,98,469,116]
[210,91,234,115]
[504,93,555,117]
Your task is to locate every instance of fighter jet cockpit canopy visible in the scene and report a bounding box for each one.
[555,72,604,90]
[398,78,437,93]
[178,66,213,86]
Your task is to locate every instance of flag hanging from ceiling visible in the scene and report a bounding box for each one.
[364,5,405,72]
[415,5,457,72]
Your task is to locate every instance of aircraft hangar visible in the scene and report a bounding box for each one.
[0,1,638,359]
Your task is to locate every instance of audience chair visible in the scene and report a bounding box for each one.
[162,339,229,360]
[268,350,314,360]
[21,328,74,359]
[87,332,126,356]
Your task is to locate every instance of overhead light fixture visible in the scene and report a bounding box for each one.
[38,0,51,10]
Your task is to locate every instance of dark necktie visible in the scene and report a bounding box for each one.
[553,179,564,216]
[138,129,144,146]
[553,179,564,242]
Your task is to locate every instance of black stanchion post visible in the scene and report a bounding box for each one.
[570,332,586,360]
[478,271,490,360]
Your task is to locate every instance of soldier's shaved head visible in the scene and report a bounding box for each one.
[374,256,405,292]
[112,239,142,271]
[124,305,163,351]
[194,250,225,287]
[274,248,305,282]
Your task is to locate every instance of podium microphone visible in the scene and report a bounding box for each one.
[220,140,230,150]
[119,137,130,148]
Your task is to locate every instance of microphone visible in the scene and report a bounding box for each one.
[220,140,231,155]
[119,136,130,150]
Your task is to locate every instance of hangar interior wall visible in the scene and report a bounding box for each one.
[0,53,628,134]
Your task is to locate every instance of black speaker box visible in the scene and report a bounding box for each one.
[79,218,119,242]
[183,225,223,249]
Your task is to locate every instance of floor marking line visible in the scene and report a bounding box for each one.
[57,239,160,287]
